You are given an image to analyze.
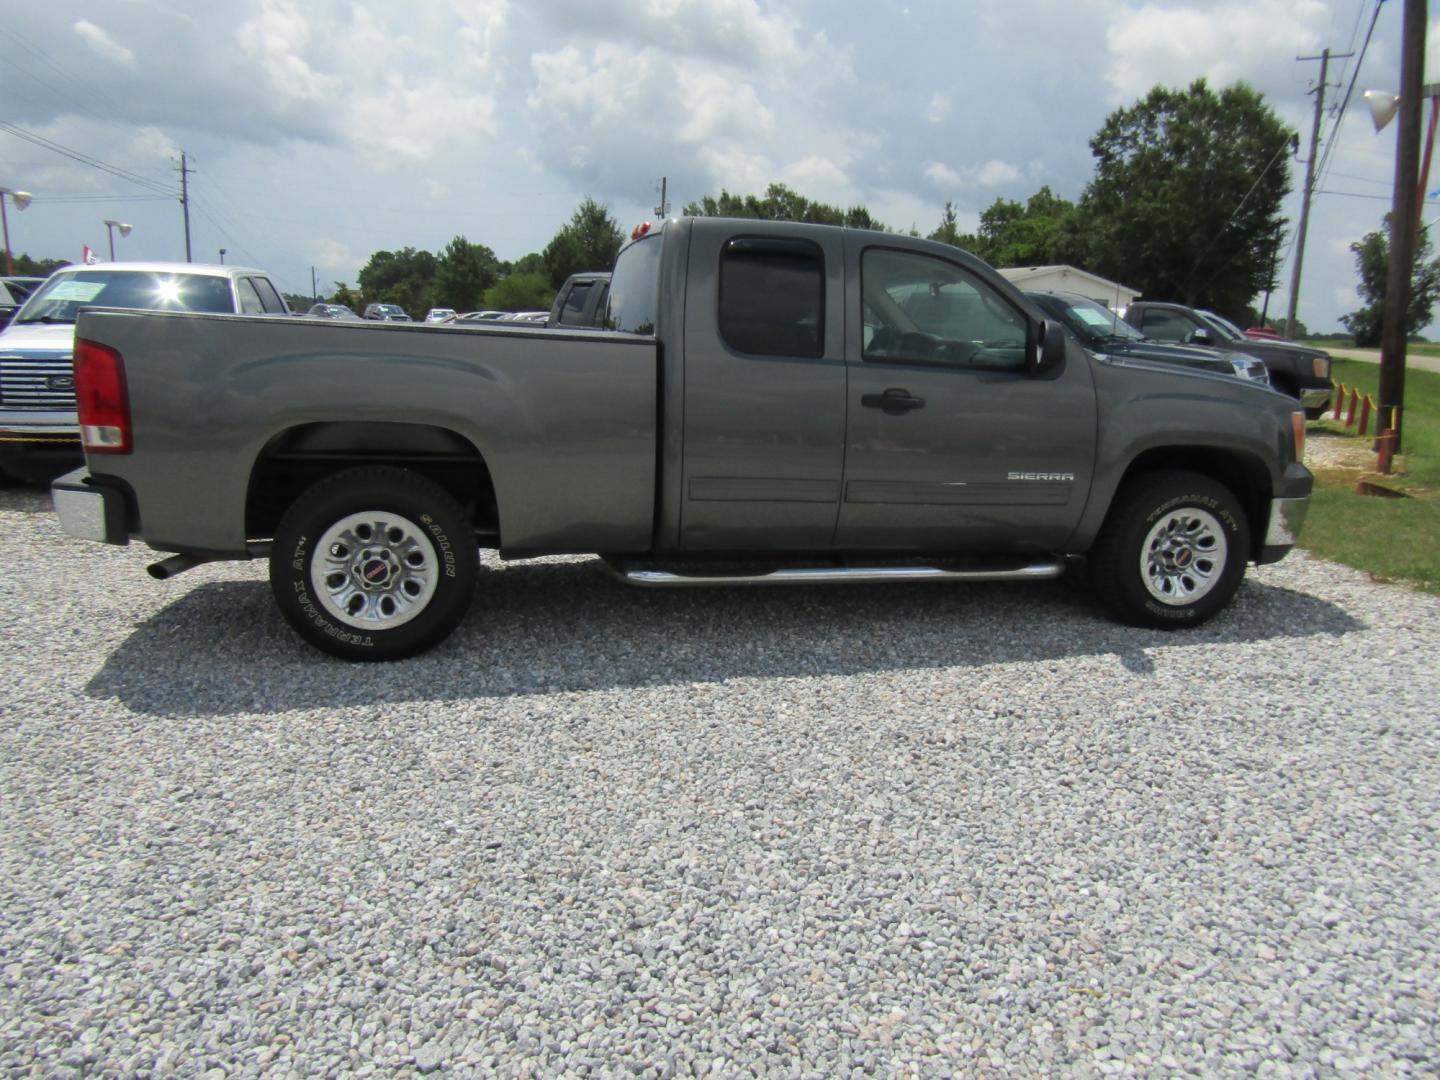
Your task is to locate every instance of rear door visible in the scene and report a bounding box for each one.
[679,227,846,549]
[835,241,1096,551]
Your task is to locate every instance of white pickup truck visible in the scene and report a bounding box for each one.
[0,261,289,483]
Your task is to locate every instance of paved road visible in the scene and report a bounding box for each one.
[1324,345,1440,373]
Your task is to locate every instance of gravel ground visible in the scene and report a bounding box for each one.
[1,482,1438,1078]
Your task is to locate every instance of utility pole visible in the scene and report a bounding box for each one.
[1286,48,1352,339]
[1378,0,1427,452]
[311,265,318,303]
[177,151,194,263]
[654,177,670,219]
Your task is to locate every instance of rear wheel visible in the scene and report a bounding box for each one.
[270,466,477,660]
[1090,471,1249,629]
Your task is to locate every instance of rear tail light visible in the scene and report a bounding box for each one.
[74,338,132,454]
[1313,356,1330,378]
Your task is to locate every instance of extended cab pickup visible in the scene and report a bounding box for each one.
[1122,300,1332,416]
[52,218,1312,659]
[546,271,610,328]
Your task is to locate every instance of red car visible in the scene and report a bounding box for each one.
[1244,326,1287,342]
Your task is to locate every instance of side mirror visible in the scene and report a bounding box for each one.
[1028,319,1067,380]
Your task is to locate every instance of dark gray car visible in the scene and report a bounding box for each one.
[1027,291,1270,385]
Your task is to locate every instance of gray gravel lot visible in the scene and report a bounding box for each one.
[1,482,1438,1077]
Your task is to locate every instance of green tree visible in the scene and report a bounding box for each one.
[358,247,439,315]
[330,282,361,311]
[482,271,555,313]
[12,253,67,276]
[1075,79,1294,316]
[927,201,969,249]
[542,198,625,289]
[684,182,885,230]
[1340,216,1440,346]
[432,236,500,312]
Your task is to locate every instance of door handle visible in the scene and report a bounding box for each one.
[861,388,925,414]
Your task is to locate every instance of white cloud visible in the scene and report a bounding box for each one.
[73,19,135,66]
[927,93,950,124]
[1105,0,1327,103]
[315,239,358,269]
[924,163,962,188]
[228,0,501,163]
[923,160,1019,190]
[780,156,852,203]
[675,68,775,143]
[975,160,1019,186]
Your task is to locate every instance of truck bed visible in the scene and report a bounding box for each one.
[73,310,659,556]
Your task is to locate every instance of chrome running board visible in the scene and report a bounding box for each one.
[605,559,1066,588]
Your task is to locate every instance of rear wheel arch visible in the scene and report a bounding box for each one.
[245,421,499,543]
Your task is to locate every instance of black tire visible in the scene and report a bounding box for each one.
[270,466,477,660]
[1090,470,1250,630]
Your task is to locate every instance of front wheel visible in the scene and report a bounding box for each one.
[1090,471,1250,629]
[270,466,478,660]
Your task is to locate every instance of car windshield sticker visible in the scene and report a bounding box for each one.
[1073,307,1118,328]
[46,281,107,303]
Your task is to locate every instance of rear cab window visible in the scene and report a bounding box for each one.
[718,238,824,358]
[604,234,662,335]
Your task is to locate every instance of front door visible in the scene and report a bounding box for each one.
[835,243,1096,552]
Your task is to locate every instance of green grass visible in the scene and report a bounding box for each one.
[1300,358,1440,592]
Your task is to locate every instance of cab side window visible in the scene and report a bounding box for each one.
[236,277,266,314]
[861,248,1026,371]
[249,276,289,314]
[558,282,593,326]
[718,239,824,358]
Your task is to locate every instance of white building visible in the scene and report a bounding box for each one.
[997,265,1140,311]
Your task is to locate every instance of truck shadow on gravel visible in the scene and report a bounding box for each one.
[86,558,1364,717]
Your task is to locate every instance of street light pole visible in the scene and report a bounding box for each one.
[218,248,226,264]
[103,219,132,261]
[0,187,33,276]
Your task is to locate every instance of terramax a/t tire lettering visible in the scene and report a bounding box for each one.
[1090,470,1250,630]
[270,466,477,660]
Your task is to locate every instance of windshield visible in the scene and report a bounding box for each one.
[1197,309,1246,341]
[1048,295,1143,343]
[16,269,235,325]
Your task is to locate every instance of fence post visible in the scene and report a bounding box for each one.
[1332,384,1345,420]
[1345,387,1359,427]
[1358,394,1373,436]
[1377,429,1397,475]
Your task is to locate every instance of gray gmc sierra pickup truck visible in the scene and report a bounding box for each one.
[52,217,1312,660]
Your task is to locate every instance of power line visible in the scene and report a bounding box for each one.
[0,25,126,131]
[1314,0,1386,192]
[0,121,173,197]
[28,194,173,204]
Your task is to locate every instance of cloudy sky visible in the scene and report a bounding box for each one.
[1,0,1430,331]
